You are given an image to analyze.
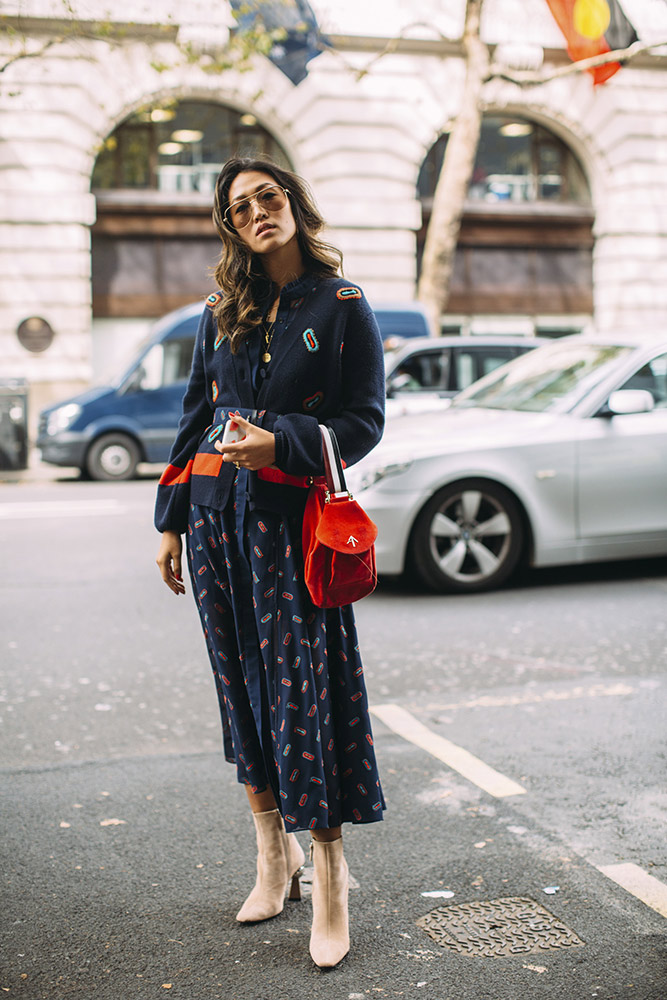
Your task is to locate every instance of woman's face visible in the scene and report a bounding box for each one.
[227,170,297,256]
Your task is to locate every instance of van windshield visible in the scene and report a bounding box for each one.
[104,311,200,389]
[117,337,195,391]
[106,335,154,388]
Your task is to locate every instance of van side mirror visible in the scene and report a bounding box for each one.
[597,389,655,417]
[122,365,145,394]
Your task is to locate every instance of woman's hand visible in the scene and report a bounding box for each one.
[214,412,276,471]
[156,530,186,595]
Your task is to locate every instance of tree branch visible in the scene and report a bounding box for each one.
[0,36,62,74]
[352,21,454,80]
[487,38,667,86]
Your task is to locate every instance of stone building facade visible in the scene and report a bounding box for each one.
[2,0,666,423]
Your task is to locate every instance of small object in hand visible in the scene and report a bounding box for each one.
[234,461,241,470]
[221,419,246,447]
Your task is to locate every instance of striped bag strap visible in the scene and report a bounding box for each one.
[320,425,347,496]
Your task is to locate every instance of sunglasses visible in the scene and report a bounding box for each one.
[223,184,290,230]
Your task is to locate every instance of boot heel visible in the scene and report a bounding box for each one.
[288,866,304,901]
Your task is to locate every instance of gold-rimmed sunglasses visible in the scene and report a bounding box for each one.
[223,184,290,231]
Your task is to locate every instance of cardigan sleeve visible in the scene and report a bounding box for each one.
[154,308,214,533]
[270,293,385,475]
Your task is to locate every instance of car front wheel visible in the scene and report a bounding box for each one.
[408,479,524,593]
[85,433,140,481]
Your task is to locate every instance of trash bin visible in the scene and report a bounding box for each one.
[0,378,29,471]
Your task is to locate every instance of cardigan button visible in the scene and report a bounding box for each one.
[259,367,266,379]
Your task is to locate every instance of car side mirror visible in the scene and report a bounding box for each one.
[598,389,655,417]
[386,372,415,396]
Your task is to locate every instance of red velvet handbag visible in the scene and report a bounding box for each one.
[302,425,378,609]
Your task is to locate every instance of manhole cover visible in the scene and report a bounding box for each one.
[416,897,585,958]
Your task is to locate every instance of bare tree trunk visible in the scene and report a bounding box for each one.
[417,0,488,334]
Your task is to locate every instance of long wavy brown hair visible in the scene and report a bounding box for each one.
[211,157,343,353]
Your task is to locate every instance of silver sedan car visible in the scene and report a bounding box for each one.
[347,336,667,593]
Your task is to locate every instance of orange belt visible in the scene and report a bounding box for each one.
[257,467,322,488]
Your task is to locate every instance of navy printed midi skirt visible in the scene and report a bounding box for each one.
[186,471,385,832]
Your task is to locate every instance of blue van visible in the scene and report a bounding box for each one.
[37,300,431,480]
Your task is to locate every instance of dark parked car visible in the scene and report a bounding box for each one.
[371,302,431,346]
[37,304,198,480]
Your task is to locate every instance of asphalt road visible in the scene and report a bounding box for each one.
[1,474,666,999]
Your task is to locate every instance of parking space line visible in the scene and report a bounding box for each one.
[411,682,636,713]
[597,863,667,918]
[370,703,526,798]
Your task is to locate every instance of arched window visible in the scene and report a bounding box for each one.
[418,115,590,207]
[91,100,291,318]
[92,100,290,196]
[417,116,594,329]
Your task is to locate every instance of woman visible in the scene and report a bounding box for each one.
[155,157,385,968]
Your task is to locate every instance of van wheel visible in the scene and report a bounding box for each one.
[86,434,140,481]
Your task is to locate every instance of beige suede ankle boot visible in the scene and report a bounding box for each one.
[236,808,305,923]
[309,837,350,968]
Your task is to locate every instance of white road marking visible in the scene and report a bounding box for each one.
[370,703,526,798]
[412,682,637,713]
[597,863,667,918]
[0,500,126,520]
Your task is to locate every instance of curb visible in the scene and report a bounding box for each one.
[0,450,163,485]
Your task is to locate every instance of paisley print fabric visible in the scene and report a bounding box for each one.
[186,476,385,832]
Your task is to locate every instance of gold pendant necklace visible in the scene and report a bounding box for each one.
[263,319,276,364]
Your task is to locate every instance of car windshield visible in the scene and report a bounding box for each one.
[451,341,632,413]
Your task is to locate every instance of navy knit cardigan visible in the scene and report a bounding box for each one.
[154,273,385,534]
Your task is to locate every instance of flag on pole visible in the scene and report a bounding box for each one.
[230,0,326,85]
[545,0,638,84]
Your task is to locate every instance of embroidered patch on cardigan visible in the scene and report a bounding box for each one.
[211,380,219,402]
[214,331,227,351]
[208,423,223,442]
[206,292,222,309]
[303,391,324,411]
[302,328,319,352]
[336,287,362,300]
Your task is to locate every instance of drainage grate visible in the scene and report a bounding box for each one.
[416,897,585,958]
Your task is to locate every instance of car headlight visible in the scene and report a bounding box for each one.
[348,460,413,494]
[46,403,81,435]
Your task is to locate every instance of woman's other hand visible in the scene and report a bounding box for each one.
[215,412,276,471]
[156,530,186,595]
